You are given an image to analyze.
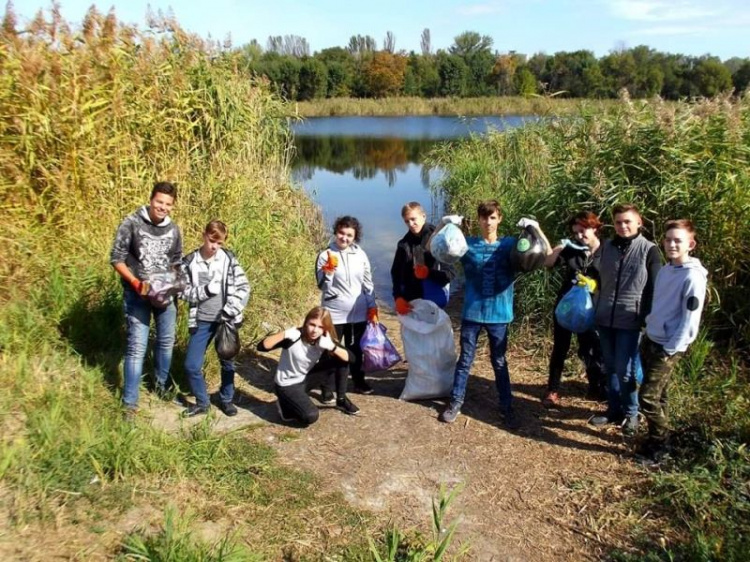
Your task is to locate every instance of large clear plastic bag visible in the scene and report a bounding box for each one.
[360,322,402,372]
[555,285,595,333]
[398,299,457,400]
[430,224,468,265]
[146,269,187,308]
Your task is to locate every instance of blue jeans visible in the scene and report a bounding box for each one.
[122,288,177,408]
[184,321,236,408]
[597,326,640,420]
[450,321,512,414]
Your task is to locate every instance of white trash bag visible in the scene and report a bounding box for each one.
[430,223,468,265]
[398,299,457,401]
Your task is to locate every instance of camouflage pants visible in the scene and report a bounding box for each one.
[638,336,681,442]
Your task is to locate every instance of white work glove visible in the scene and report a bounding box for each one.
[561,238,588,251]
[317,333,336,351]
[440,215,463,226]
[283,327,300,341]
[206,271,222,295]
[516,217,540,229]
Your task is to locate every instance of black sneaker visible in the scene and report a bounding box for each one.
[353,381,373,395]
[320,387,335,405]
[336,396,360,416]
[439,402,461,423]
[181,404,209,418]
[500,409,521,430]
[219,401,238,417]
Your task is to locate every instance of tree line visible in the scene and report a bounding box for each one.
[237,30,750,101]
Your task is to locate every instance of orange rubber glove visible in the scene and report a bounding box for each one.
[367,307,379,324]
[321,250,338,274]
[413,264,429,280]
[395,297,412,315]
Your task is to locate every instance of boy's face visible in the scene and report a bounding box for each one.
[201,233,225,259]
[403,209,426,235]
[304,317,325,342]
[478,211,501,237]
[148,192,175,224]
[334,226,356,251]
[613,211,641,238]
[663,227,695,264]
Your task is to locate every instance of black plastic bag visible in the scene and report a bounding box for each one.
[215,319,240,360]
[510,224,549,273]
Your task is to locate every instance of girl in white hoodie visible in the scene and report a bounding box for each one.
[316,216,379,395]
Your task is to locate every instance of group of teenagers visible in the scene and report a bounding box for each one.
[112,182,707,464]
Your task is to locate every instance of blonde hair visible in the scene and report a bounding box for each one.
[401,201,425,218]
[302,307,338,345]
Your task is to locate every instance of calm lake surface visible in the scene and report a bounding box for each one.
[291,115,535,305]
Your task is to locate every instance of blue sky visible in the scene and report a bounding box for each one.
[15,1,750,60]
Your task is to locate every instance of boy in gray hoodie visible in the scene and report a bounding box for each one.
[638,219,707,463]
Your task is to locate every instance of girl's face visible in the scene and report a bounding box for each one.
[304,317,325,342]
[334,226,356,251]
[571,224,599,248]
[614,211,642,238]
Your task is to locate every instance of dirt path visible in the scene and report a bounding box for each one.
[236,304,642,561]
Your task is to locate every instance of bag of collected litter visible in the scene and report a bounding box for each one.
[430,224,468,265]
[398,299,457,400]
[360,322,402,372]
[146,269,187,308]
[555,285,595,333]
[215,319,240,360]
[510,224,549,273]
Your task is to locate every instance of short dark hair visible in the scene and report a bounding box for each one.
[333,215,362,242]
[204,219,228,242]
[612,203,640,218]
[151,181,177,200]
[477,200,502,218]
[664,219,696,238]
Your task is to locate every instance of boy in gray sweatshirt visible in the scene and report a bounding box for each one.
[638,219,707,463]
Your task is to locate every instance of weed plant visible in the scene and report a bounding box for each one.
[428,92,750,558]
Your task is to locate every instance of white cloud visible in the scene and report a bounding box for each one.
[607,0,723,22]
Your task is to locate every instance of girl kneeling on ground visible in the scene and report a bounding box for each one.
[257,307,360,425]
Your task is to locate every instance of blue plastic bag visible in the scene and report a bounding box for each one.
[361,323,402,373]
[555,285,595,333]
[430,224,468,265]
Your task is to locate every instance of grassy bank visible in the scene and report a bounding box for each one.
[429,93,750,558]
[0,8,390,560]
[295,95,617,117]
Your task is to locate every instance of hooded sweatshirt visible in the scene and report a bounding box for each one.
[645,257,708,355]
[110,205,182,285]
[316,242,376,325]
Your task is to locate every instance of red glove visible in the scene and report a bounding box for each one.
[130,278,149,295]
[321,250,338,274]
[413,264,429,280]
[367,307,379,324]
[395,297,412,315]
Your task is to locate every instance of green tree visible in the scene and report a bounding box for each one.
[692,57,733,97]
[298,58,328,100]
[449,31,495,96]
[406,52,440,97]
[316,47,356,97]
[545,50,601,97]
[437,52,470,96]
[514,66,538,96]
[732,61,750,94]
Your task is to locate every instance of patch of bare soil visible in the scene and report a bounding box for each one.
[243,303,643,561]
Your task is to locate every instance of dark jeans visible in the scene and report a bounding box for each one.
[184,321,235,408]
[334,321,366,384]
[547,313,605,393]
[450,320,512,414]
[276,354,350,425]
[639,336,681,443]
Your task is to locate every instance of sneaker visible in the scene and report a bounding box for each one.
[156,385,183,406]
[439,402,461,423]
[353,381,373,395]
[589,414,623,427]
[336,396,360,416]
[181,404,209,418]
[500,408,521,430]
[320,387,335,405]
[622,416,640,437]
[276,401,293,422]
[122,406,137,422]
[542,391,560,409]
[219,401,238,417]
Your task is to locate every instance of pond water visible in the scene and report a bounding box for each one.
[291,115,535,306]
